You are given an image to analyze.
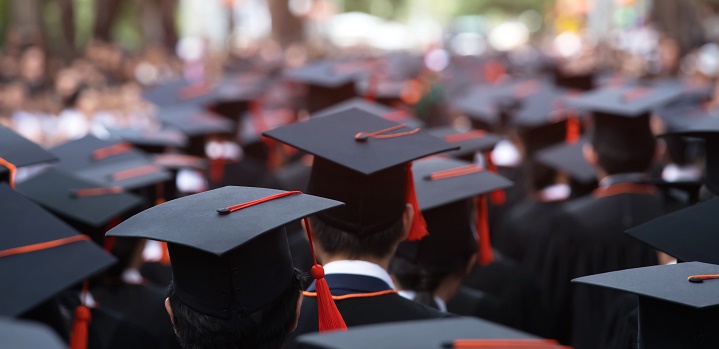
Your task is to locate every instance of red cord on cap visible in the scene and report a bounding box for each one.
[688,274,719,283]
[72,186,124,198]
[93,142,132,161]
[178,82,212,100]
[447,338,568,348]
[443,130,487,143]
[354,124,420,142]
[0,156,17,189]
[216,191,347,332]
[406,164,428,241]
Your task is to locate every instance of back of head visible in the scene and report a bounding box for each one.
[591,112,656,175]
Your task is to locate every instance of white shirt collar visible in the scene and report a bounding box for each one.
[321,260,396,290]
[397,290,447,312]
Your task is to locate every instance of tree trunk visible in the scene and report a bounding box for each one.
[94,0,124,42]
[650,0,705,57]
[267,0,304,48]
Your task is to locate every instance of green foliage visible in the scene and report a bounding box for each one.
[454,0,547,16]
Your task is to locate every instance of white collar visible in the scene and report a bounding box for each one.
[397,290,447,312]
[321,260,396,290]
[538,183,571,202]
[598,173,646,188]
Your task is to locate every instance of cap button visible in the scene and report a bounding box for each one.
[689,277,705,283]
[354,133,369,142]
[311,265,325,280]
[217,208,231,215]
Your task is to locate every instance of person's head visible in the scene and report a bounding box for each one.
[165,269,303,349]
[515,121,566,191]
[584,112,658,176]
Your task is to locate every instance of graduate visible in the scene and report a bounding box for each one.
[533,85,684,348]
[391,157,512,323]
[106,186,347,349]
[263,107,457,341]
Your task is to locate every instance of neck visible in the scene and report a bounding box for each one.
[318,251,395,271]
[434,273,463,302]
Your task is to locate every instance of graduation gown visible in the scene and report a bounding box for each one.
[446,286,506,326]
[532,182,661,348]
[91,283,180,349]
[287,273,447,347]
[495,199,564,266]
[206,157,281,190]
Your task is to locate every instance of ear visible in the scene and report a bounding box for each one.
[290,292,304,333]
[164,298,176,329]
[583,143,598,168]
[400,203,413,242]
[654,138,666,165]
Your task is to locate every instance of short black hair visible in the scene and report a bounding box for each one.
[389,255,468,310]
[591,112,656,175]
[167,269,303,349]
[311,216,404,260]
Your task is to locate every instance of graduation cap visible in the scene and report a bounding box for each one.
[0,183,116,317]
[295,317,550,349]
[0,317,68,349]
[284,60,365,113]
[312,97,425,129]
[535,138,597,184]
[654,102,715,166]
[573,262,719,349]
[209,75,267,121]
[263,107,458,239]
[16,168,145,242]
[396,158,512,271]
[142,79,217,108]
[156,106,237,156]
[626,198,719,264]
[426,126,503,160]
[451,83,517,131]
[50,135,147,172]
[564,85,684,117]
[663,111,719,194]
[0,124,58,187]
[106,186,347,331]
[105,127,188,154]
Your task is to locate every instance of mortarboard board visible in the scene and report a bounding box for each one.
[312,97,425,129]
[16,168,144,239]
[426,126,503,160]
[626,198,719,264]
[535,138,597,184]
[263,107,458,238]
[142,79,217,108]
[573,262,719,349]
[107,186,346,330]
[284,60,365,113]
[295,317,547,349]
[105,127,188,153]
[564,85,684,118]
[0,183,116,317]
[395,158,513,271]
[156,105,237,156]
[451,83,517,130]
[0,124,58,186]
[0,317,68,349]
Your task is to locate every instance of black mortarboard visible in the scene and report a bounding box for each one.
[535,138,597,184]
[0,125,58,184]
[0,183,115,316]
[395,158,512,272]
[106,187,345,325]
[156,105,236,156]
[552,68,595,91]
[0,317,68,349]
[452,83,517,130]
[296,317,545,349]
[426,126,503,160]
[626,198,719,264]
[564,85,684,117]
[142,79,217,108]
[284,60,363,113]
[263,107,457,237]
[105,127,188,153]
[573,262,719,349]
[662,111,719,194]
[16,168,144,240]
[312,97,425,129]
[654,102,714,166]
[50,136,172,194]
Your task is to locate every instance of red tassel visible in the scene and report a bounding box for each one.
[405,164,428,241]
[476,195,493,266]
[159,242,171,266]
[70,281,92,349]
[303,218,347,332]
[365,74,379,102]
[483,152,506,205]
[69,305,92,349]
[209,158,224,184]
[565,115,580,144]
[0,156,17,189]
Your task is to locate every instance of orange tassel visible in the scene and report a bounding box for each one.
[476,195,493,266]
[70,281,92,349]
[159,242,171,265]
[364,74,379,102]
[405,164,428,241]
[304,218,347,332]
[565,115,580,144]
[209,158,224,184]
[483,152,506,205]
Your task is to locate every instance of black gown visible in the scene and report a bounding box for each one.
[532,183,661,348]
[495,198,564,267]
[287,273,446,348]
[446,286,506,325]
[91,282,180,349]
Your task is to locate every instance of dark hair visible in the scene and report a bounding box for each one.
[389,255,467,310]
[166,269,303,349]
[591,133,656,175]
[310,216,404,260]
[527,160,559,191]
